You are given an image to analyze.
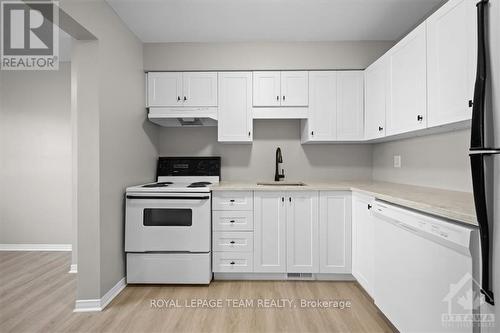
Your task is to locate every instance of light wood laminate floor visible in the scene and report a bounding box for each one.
[0,252,395,333]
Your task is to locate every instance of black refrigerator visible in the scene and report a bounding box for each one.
[469,0,500,308]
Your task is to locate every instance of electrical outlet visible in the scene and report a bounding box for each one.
[394,155,402,168]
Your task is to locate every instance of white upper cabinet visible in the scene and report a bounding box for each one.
[253,192,287,273]
[426,0,476,127]
[386,22,427,135]
[253,71,308,107]
[364,57,388,140]
[281,71,309,106]
[302,71,364,142]
[303,71,338,141]
[319,192,352,274]
[337,71,365,140]
[182,72,218,107]
[286,192,319,273]
[146,72,217,107]
[147,72,183,107]
[217,72,253,143]
[253,71,281,106]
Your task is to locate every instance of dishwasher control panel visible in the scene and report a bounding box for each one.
[372,201,476,250]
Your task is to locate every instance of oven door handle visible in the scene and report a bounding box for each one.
[126,195,210,200]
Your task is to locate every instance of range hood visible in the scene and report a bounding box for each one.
[148,107,218,127]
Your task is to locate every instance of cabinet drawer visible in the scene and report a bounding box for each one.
[213,211,253,231]
[213,252,253,273]
[212,191,253,211]
[213,232,253,252]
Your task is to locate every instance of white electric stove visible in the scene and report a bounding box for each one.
[125,157,220,284]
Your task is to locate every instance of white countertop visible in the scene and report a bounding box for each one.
[210,181,477,227]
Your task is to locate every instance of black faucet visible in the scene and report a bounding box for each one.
[274,147,285,181]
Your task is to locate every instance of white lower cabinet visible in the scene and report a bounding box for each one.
[253,192,287,272]
[319,192,352,273]
[215,190,351,277]
[286,192,319,273]
[213,252,253,273]
[212,191,254,273]
[213,232,253,252]
[212,210,253,231]
[352,194,375,296]
[253,191,320,273]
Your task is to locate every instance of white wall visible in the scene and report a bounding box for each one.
[144,41,394,71]
[60,0,159,300]
[372,129,472,192]
[159,120,373,181]
[0,63,72,245]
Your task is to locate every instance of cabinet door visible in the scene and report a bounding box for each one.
[306,71,338,141]
[254,192,286,273]
[253,71,281,107]
[319,192,352,274]
[217,72,253,143]
[352,195,374,296]
[427,0,476,127]
[365,58,388,140]
[147,72,183,107]
[337,71,364,140]
[182,72,218,106]
[387,23,427,135]
[281,71,309,106]
[286,191,319,273]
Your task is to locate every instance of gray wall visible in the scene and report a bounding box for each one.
[372,129,472,192]
[0,63,72,245]
[149,41,393,181]
[60,0,159,300]
[143,41,394,71]
[159,120,373,181]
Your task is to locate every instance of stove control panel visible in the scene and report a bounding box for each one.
[157,157,221,178]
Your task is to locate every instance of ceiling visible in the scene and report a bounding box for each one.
[106,0,444,43]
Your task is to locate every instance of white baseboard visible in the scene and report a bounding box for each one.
[0,244,72,251]
[213,273,356,281]
[73,299,101,312]
[69,264,77,273]
[74,277,126,312]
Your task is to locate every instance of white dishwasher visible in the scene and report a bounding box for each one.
[372,201,481,333]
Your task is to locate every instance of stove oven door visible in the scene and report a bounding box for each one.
[125,193,211,253]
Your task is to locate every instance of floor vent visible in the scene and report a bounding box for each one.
[287,273,313,279]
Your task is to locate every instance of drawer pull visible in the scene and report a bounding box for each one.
[230,220,235,223]
[230,261,235,265]
[229,199,235,202]
[230,241,235,244]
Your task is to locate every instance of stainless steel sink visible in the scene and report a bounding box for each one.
[257,181,307,186]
